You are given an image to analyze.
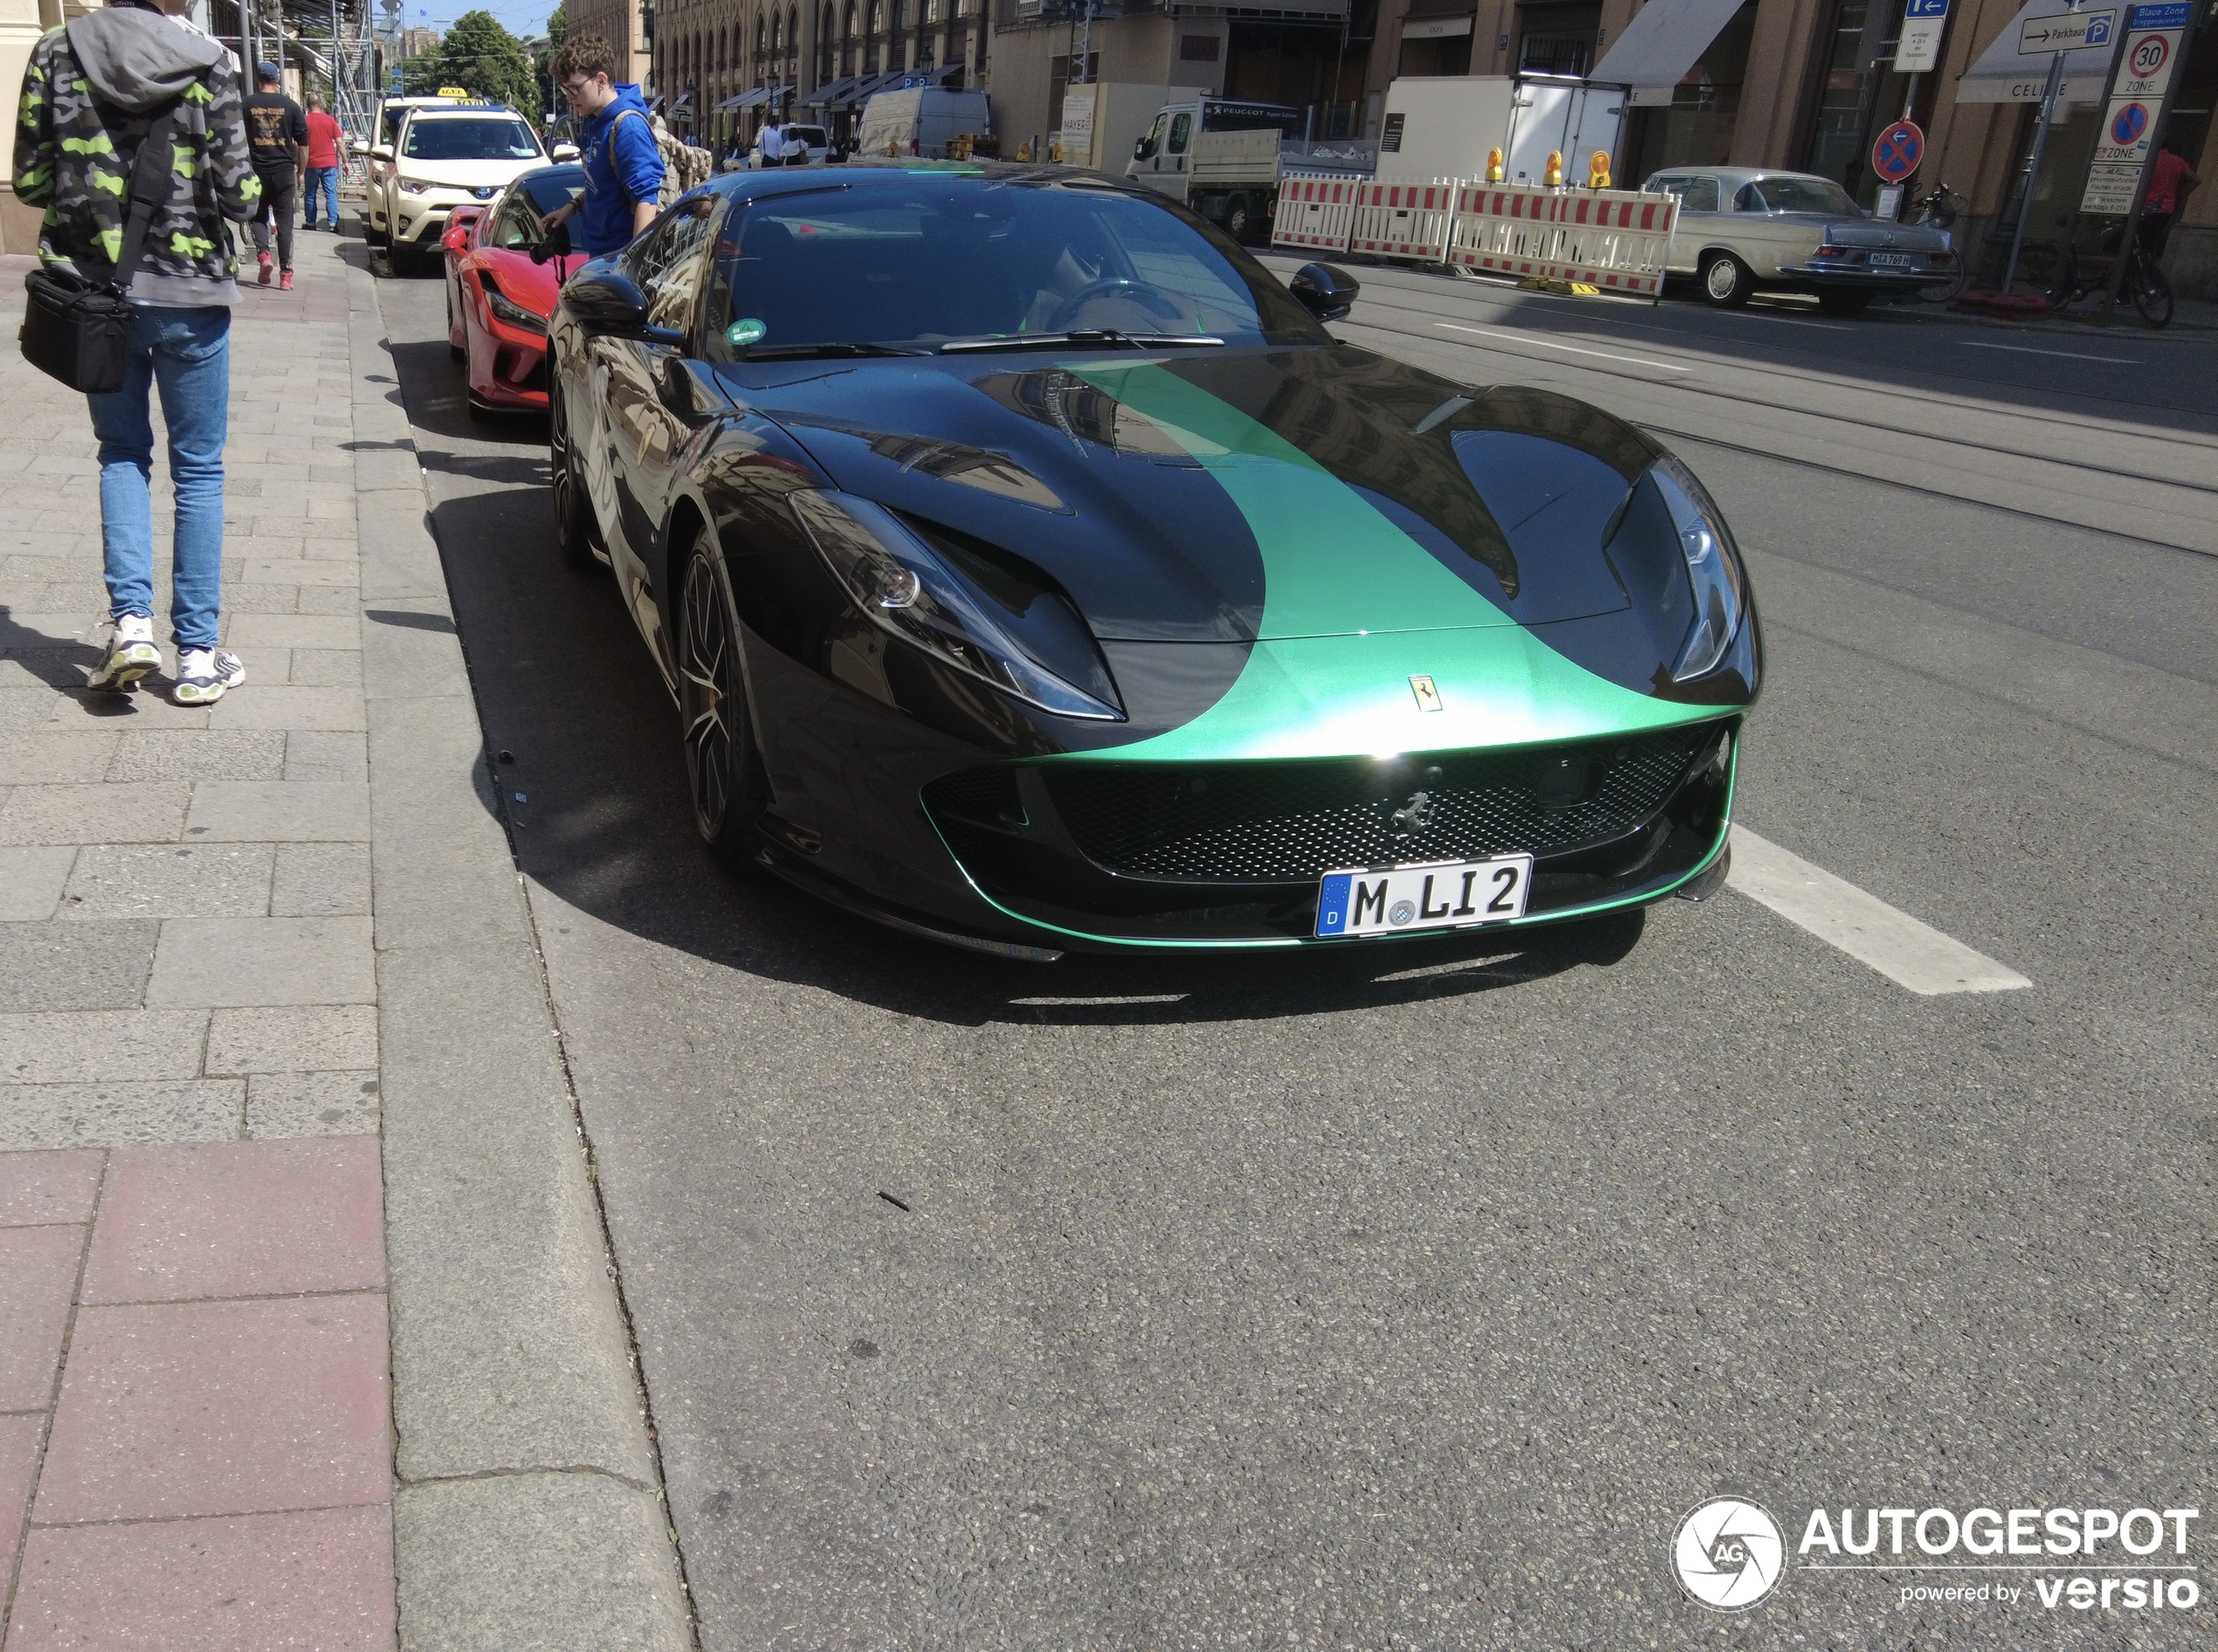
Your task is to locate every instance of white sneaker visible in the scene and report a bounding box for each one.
[87,616,161,692]
[171,647,245,706]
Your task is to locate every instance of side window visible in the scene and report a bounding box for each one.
[641,196,720,334]
[1136,114,1165,161]
[489,195,530,250]
[1734,181,1767,212]
[1168,112,1192,155]
[1678,176,1720,212]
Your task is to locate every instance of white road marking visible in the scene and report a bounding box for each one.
[1960,341,2139,364]
[1436,322,1694,371]
[1726,825,2031,995]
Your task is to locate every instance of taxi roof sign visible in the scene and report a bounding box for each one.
[437,86,472,96]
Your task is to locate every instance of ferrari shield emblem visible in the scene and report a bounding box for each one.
[1409,674,1443,712]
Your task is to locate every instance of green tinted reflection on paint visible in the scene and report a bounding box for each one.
[1055,359,1712,763]
[727,317,768,347]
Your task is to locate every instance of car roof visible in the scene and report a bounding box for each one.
[404,104,523,120]
[704,160,1154,207]
[1650,166,1836,188]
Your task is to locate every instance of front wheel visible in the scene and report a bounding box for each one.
[678,530,772,873]
[1223,194,1253,244]
[1700,251,1753,308]
[2127,248,2173,327]
[548,368,602,574]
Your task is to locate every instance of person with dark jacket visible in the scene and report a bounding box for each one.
[243,62,307,286]
[540,33,664,256]
[13,0,260,703]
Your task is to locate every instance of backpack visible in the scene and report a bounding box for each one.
[611,108,713,209]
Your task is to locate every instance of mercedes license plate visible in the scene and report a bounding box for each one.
[1315,855,1533,939]
[1869,252,1911,270]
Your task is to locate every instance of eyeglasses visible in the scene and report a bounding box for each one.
[560,77,599,100]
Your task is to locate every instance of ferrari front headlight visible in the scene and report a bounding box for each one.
[1650,456,1746,681]
[790,489,1123,721]
[481,278,545,334]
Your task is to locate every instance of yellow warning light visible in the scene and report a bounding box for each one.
[1545,149,1563,187]
[1486,147,1505,182]
[1588,150,1611,189]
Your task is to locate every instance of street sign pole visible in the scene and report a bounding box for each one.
[2093,0,2201,316]
[2001,48,2067,294]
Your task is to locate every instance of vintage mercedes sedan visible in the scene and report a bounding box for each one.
[1643,166,1956,313]
[547,162,1759,957]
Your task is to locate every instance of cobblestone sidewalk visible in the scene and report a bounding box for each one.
[1,233,396,1647]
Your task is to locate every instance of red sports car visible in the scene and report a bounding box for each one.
[441,163,585,416]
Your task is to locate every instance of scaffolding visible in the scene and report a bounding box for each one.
[194,0,385,153]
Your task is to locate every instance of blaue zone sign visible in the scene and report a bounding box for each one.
[2082,0,2192,212]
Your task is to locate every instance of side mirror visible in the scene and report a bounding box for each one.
[552,142,579,161]
[369,144,393,162]
[1133,137,1147,161]
[1289,262,1360,321]
[350,137,369,155]
[443,205,485,251]
[564,268,653,334]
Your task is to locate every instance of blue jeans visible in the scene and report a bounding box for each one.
[87,305,231,650]
[305,166,340,228]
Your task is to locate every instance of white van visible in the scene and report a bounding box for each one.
[855,87,991,160]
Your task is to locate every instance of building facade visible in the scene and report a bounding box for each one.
[566,0,654,94]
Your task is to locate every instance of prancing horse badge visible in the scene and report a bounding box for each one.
[1409,674,1444,712]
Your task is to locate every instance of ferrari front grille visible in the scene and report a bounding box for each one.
[1033,729,1714,882]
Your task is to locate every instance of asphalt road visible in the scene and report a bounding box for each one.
[373,249,2218,1649]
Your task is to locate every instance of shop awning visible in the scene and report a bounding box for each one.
[1954,0,2119,102]
[838,70,906,108]
[1588,0,1749,104]
[800,73,858,106]
[714,86,768,111]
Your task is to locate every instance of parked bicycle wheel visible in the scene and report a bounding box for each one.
[1918,261,1967,303]
[2008,240,2070,306]
[2126,246,2173,327]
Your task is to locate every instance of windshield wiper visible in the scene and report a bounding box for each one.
[741,342,929,360]
[938,330,1226,354]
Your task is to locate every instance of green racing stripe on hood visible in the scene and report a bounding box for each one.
[1057,360,1711,763]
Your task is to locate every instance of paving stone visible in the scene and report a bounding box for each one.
[0,781,190,844]
[103,728,287,782]
[7,1505,397,1652]
[287,647,362,688]
[0,614,98,646]
[185,781,370,843]
[203,1004,378,1075]
[282,729,369,782]
[0,845,76,919]
[0,920,158,1012]
[238,558,359,587]
[248,1071,381,1139]
[0,1147,106,1225]
[0,1412,38,1593]
[33,1293,390,1522]
[147,917,375,1008]
[47,690,210,729]
[271,842,371,917]
[224,614,360,650]
[0,650,94,690]
[83,1137,384,1304]
[0,1224,84,1408]
[0,687,62,729]
[0,1080,243,1150]
[196,687,365,732]
[0,731,119,783]
[0,1009,209,1084]
[295,584,361,617]
[220,582,302,615]
[59,844,275,919]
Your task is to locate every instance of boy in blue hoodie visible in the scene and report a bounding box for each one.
[541,34,663,257]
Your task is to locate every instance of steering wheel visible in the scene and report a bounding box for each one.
[1047,277,1186,332]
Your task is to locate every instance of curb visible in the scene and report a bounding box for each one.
[347,251,692,1650]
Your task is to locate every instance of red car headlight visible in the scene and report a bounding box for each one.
[480,275,547,336]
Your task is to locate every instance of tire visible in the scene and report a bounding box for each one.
[1816,286,1874,316]
[1699,251,1753,308]
[2008,240,2069,306]
[2127,250,2173,327]
[678,528,773,873]
[1916,261,1967,304]
[1223,194,1252,245]
[548,368,602,574]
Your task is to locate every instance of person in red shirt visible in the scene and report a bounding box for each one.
[2139,136,2201,259]
[302,93,343,231]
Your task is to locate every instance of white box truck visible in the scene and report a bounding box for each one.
[855,86,993,159]
[1055,82,1174,172]
[1377,74,1629,189]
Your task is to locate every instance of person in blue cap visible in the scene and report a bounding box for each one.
[242,62,307,287]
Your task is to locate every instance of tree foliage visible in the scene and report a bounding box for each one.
[401,10,541,116]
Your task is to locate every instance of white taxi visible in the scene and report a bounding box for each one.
[367,103,572,271]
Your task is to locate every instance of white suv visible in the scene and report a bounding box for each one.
[368,105,563,270]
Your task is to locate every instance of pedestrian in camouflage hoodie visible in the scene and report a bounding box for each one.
[14,0,261,703]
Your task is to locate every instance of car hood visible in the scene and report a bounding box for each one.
[738,345,1664,644]
[475,245,562,314]
[396,159,542,188]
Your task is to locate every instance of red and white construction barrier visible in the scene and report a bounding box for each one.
[1444,184,1678,297]
[1347,180,1457,261]
[1269,175,1365,254]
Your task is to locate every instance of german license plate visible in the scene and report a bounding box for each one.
[1869,252,1911,270]
[1315,855,1533,939]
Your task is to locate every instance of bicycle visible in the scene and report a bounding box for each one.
[1905,182,1967,303]
[2011,217,2173,327]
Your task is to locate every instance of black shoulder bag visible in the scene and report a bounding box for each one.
[18,99,181,395]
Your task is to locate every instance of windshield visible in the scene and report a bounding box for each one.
[1752,176,1858,215]
[403,117,541,161]
[707,177,1324,354]
[518,166,586,214]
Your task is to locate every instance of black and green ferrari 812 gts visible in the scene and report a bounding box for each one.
[548,162,1759,958]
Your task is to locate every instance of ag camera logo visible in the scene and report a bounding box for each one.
[1674,1497,1786,1611]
